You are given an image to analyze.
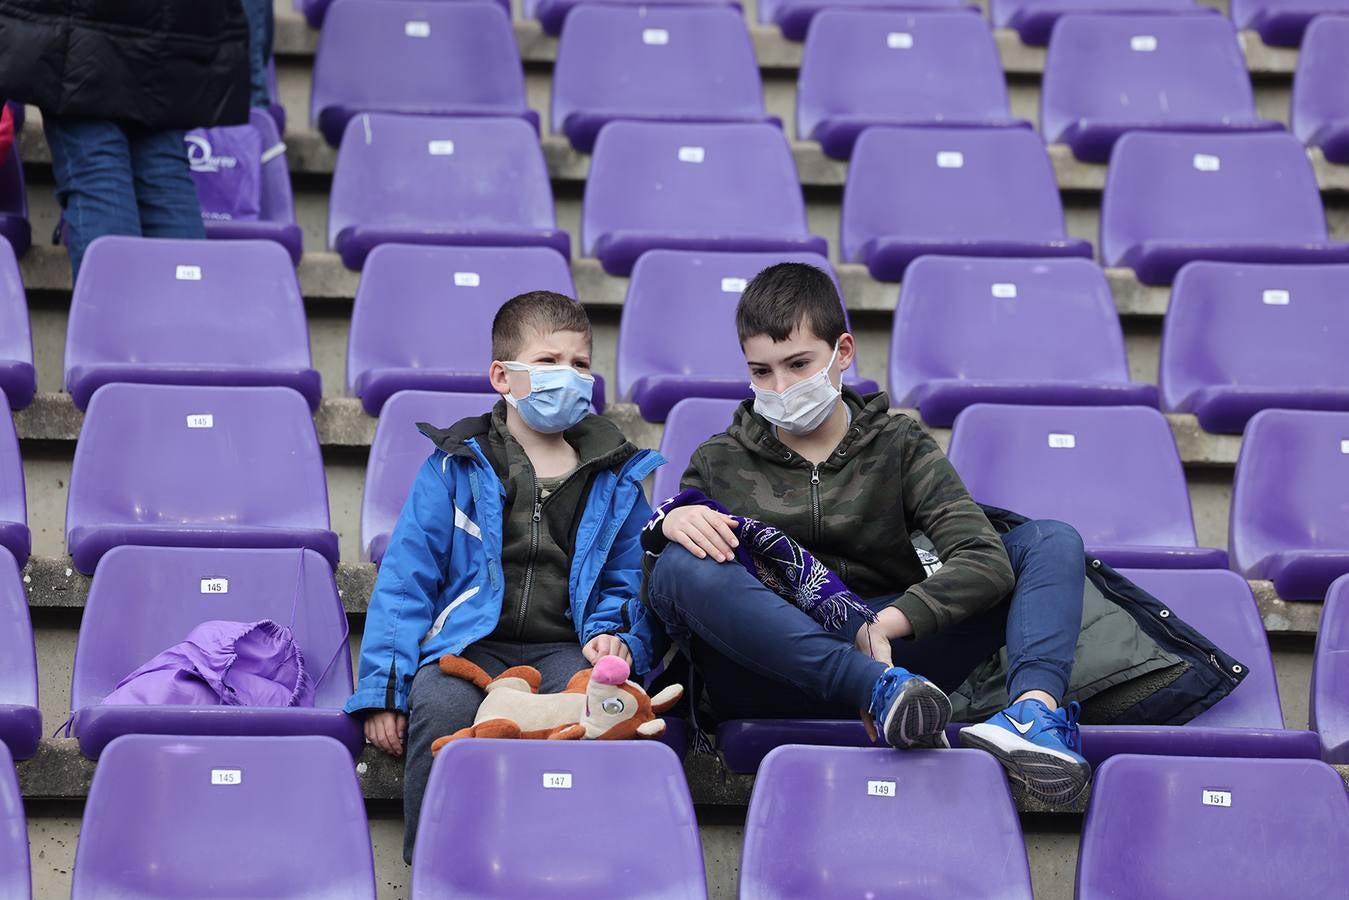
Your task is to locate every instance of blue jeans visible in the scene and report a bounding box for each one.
[43,116,205,277]
[241,0,275,108]
[645,520,1086,720]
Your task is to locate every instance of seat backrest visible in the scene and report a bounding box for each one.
[72,734,375,899]
[991,0,1198,28]
[741,746,1031,899]
[312,0,526,129]
[1042,13,1256,143]
[0,382,24,530]
[1231,0,1349,30]
[0,547,35,711]
[362,391,500,562]
[252,108,294,225]
[0,742,28,900]
[841,126,1069,262]
[890,256,1130,398]
[71,546,350,710]
[582,121,809,256]
[652,397,743,503]
[947,404,1200,547]
[0,236,31,375]
[1230,409,1349,566]
[66,237,310,393]
[1100,131,1329,266]
[66,383,330,528]
[329,114,557,246]
[1161,262,1349,410]
[347,245,575,396]
[1120,567,1282,728]
[1311,574,1349,760]
[798,10,1010,139]
[552,5,763,133]
[1077,755,1349,899]
[412,740,704,898]
[1292,15,1349,145]
[616,250,863,398]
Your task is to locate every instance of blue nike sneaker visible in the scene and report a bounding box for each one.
[959,699,1091,805]
[868,666,952,749]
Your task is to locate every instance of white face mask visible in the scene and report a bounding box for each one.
[751,343,842,436]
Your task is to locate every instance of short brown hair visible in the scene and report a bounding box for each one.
[491,290,592,361]
[735,263,847,347]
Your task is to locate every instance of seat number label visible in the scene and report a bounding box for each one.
[186,414,214,429]
[212,769,242,786]
[428,140,455,156]
[991,283,1017,298]
[1048,433,1076,449]
[405,21,430,37]
[1193,154,1221,172]
[454,272,480,287]
[867,780,896,797]
[200,578,229,594]
[1340,439,1349,455]
[1202,789,1231,807]
[1130,35,1157,51]
[176,265,201,281]
[886,32,913,49]
[936,151,964,168]
[1262,289,1289,305]
[678,146,705,163]
[721,277,747,293]
[542,772,572,789]
[642,28,669,45]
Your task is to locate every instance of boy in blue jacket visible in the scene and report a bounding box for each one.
[345,291,664,863]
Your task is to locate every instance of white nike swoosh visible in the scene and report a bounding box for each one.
[1004,714,1036,735]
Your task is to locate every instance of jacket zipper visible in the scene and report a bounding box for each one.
[514,479,544,639]
[809,465,822,544]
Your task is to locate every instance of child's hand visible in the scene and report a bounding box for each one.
[583,634,633,667]
[662,505,740,562]
[364,710,407,757]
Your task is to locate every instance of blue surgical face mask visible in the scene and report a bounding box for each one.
[502,362,595,434]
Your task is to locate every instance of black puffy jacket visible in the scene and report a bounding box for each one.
[0,0,250,129]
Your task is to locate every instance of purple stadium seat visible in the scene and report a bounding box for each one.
[0,548,38,761]
[0,742,29,899]
[1042,14,1278,163]
[993,0,1202,44]
[526,0,738,35]
[362,391,499,564]
[1231,0,1349,45]
[65,384,338,574]
[192,110,304,264]
[0,145,28,258]
[1312,574,1349,762]
[1160,262,1349,433]
[265,58,285,136]
[65,237,320,411]
[552,6,771,153]
[0,403,27,568]
[300,0,511,29]
[890,257,1158,426]
[799,10,1028,160]
[948,404,1227,568]
[1230,409,1349,600]
[1077,756,1349,898]
[652,397,741,503]
[617,250,877,422]
[329,114,569,271]
[311,0,533,147]
[1101,131,1349,285]
[69,546,360,758]
[1292,16,1349,165]
[72,734,376,899]
[347,244,580,415]
[842,127,1093,281]
[0,239,34,409]
[742,747,1032,899]
[582,121,826,276]
[412,740,706,898]
[759,0,970,41]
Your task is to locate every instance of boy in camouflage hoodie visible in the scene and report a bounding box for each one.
[642,263,1093,804]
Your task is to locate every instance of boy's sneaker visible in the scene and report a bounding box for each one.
[959,699,1091,806]
[868,666,952,749]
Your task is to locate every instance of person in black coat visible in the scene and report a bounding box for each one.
[0,0,251,275]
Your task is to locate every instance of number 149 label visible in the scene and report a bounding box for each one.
[867,780,896,798]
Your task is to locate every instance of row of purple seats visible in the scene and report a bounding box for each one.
[1293,15,1349,164]
[0,742,28,899]
[740,748,1349,898]
[1312,574,1349,761]
[0,547,38,761]
[0,240,33,410]
[72,734,375,898]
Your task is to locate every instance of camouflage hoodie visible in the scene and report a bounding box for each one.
[644,388,1015,639]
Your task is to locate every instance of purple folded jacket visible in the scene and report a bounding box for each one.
[185,123,264,222]
[653,489,877,634]
[102,619,314,708]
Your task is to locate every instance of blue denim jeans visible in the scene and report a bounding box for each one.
[645,519,1085,720]
[240,0,275,108]
[43,116,205,277]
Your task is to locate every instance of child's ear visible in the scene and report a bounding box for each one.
[488,360,512,397]
[836,333,856,375]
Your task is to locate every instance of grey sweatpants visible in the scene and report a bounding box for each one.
[402,639,589,863]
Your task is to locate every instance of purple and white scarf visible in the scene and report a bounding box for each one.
[651,489,877,634]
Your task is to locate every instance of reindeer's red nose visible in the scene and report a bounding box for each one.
[592,655,630,685]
